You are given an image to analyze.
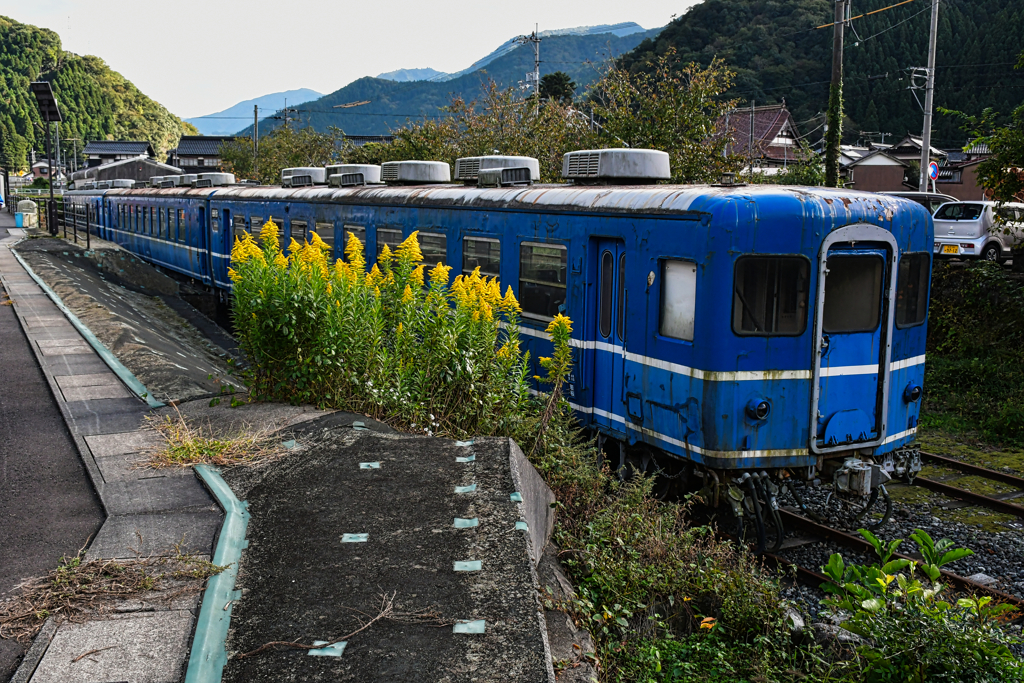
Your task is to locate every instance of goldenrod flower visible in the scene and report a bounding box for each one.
[379,244,393,270]
[500,286,521,316]
[411,264,425,287]
[260,219,280,249]
[345,232,366,272]
[366,264,382,287]
[396,231,423,266]
[402,284,414,304]
[228,267,241,282]
[429,263,451,289]
[288,237,302,255]
[273,252,288,270]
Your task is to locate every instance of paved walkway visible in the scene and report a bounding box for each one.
[0,214,104,681]
[0,224,222,683]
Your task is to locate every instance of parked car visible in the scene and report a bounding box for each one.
[932,201,1024,263]
[880,191,958,215]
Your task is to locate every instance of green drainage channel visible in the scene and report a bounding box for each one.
[10,245,164,408]
[187,465,250,683]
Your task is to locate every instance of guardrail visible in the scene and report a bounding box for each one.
[8,194,92,249]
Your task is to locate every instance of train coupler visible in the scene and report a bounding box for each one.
[880,446,922,484]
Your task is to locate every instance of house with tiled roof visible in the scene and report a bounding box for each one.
[82,141,156,168]
[721,104,804,170]
[166,136,234,175]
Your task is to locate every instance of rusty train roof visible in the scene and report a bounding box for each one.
[71,183,916,219]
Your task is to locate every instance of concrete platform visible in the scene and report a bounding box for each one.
[221,430,556,683]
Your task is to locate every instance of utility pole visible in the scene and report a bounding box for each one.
[514,26,541,111]
[254,104,259,179]
[825,0,846,187]
[748,100,755,174]
[918,0,940,191]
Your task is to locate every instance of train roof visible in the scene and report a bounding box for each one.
[74,183,919,219]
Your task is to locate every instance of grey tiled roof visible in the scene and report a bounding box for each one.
[82,140,154,156]
[175,136,235,156]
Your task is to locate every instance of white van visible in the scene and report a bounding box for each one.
[932,201,1024,263]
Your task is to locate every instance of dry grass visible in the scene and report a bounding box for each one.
[146,406,285,468]
[0,547,224,642]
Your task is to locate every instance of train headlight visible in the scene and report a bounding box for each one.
[745,399,771,421]
[904,383,922,403]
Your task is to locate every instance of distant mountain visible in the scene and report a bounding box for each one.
[433,22,649,83]
[186,88,323,136]
[241,25,661,137]
[377,68,446,82]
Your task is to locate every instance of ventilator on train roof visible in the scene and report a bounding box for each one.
[380,160,450,185]
[326,164,382,187]
[562,148,670,184]
[282,167,327,187]
[454,155,540,185]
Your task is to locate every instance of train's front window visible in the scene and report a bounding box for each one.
[823,255,883,333]
[732,256,809,336]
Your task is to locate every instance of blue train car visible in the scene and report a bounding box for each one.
[67,151,933,548]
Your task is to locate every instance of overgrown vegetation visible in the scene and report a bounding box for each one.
[924,261,1024,444]
[0,549,223,642]
[147,407,284,468]
[821,529,1024,682]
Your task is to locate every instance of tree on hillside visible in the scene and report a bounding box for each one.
[589,50,740,183]
[944,53,1024,203]
[539,72,576,103]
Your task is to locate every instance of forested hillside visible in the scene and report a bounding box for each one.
[0,15,195,172]
[240,28,660,137]
[620,0,1024,147]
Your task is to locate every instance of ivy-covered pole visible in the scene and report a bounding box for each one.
[825,0,846,187]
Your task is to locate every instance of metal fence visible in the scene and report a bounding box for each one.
[7,194,91,249]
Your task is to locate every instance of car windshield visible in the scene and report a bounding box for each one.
[935,203,983,221]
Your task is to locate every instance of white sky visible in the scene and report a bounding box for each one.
[3,0,702,119]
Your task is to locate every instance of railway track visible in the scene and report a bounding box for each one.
[768,509,1024,614]
[914,450,1024,519]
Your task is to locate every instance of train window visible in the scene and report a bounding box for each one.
[178,209,187,244]
[233,216,248,245]
[732,256,810,336]
[600,251,614,338]
[142,206,148,235]
[290,220,307,247]
[896,253,930,328]
[153,207,161,238]
[314,222,335,253]
[251,216,263,234]
[463,237,501,277]
[377,228,403,257]
[822,255,883,333]
[520,242,567,320]
[420,233,447,267]
[617,253,626,341]
[660,260,697,341]
[169,209,176,241]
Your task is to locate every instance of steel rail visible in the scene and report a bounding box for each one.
[920,451,1024,489]
[778,509,1024,611]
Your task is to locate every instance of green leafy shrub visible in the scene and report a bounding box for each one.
[821,528,1024,682]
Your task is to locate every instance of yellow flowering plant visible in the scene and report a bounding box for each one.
[230,224,542,437]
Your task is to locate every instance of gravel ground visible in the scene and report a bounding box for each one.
[773,476,1024,625]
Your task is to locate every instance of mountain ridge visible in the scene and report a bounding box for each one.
[186,88,323,136]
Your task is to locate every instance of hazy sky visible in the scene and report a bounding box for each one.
[4,1,702,119]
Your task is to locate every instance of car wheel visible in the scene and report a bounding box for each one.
[982,242,1002,263]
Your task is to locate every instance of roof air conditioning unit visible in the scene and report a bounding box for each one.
[281,167,326,187]
[477,167,534,188]
[81,182,96,190]
[326,164,382,186]
[197,172,235,187]
[150,176,164,186]
[561,148,670,184]
[110,179,134,188]
[95,181,112,189]
[179,174,198,186]
[194,178,214,188]
[380,160,450,185]
[454,155,540,184]
[237,179,259,186]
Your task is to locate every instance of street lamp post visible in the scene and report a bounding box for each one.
[29,82,63,235]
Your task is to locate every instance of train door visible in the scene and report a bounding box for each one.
[811,226,898,453]
[591,238,627,429]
